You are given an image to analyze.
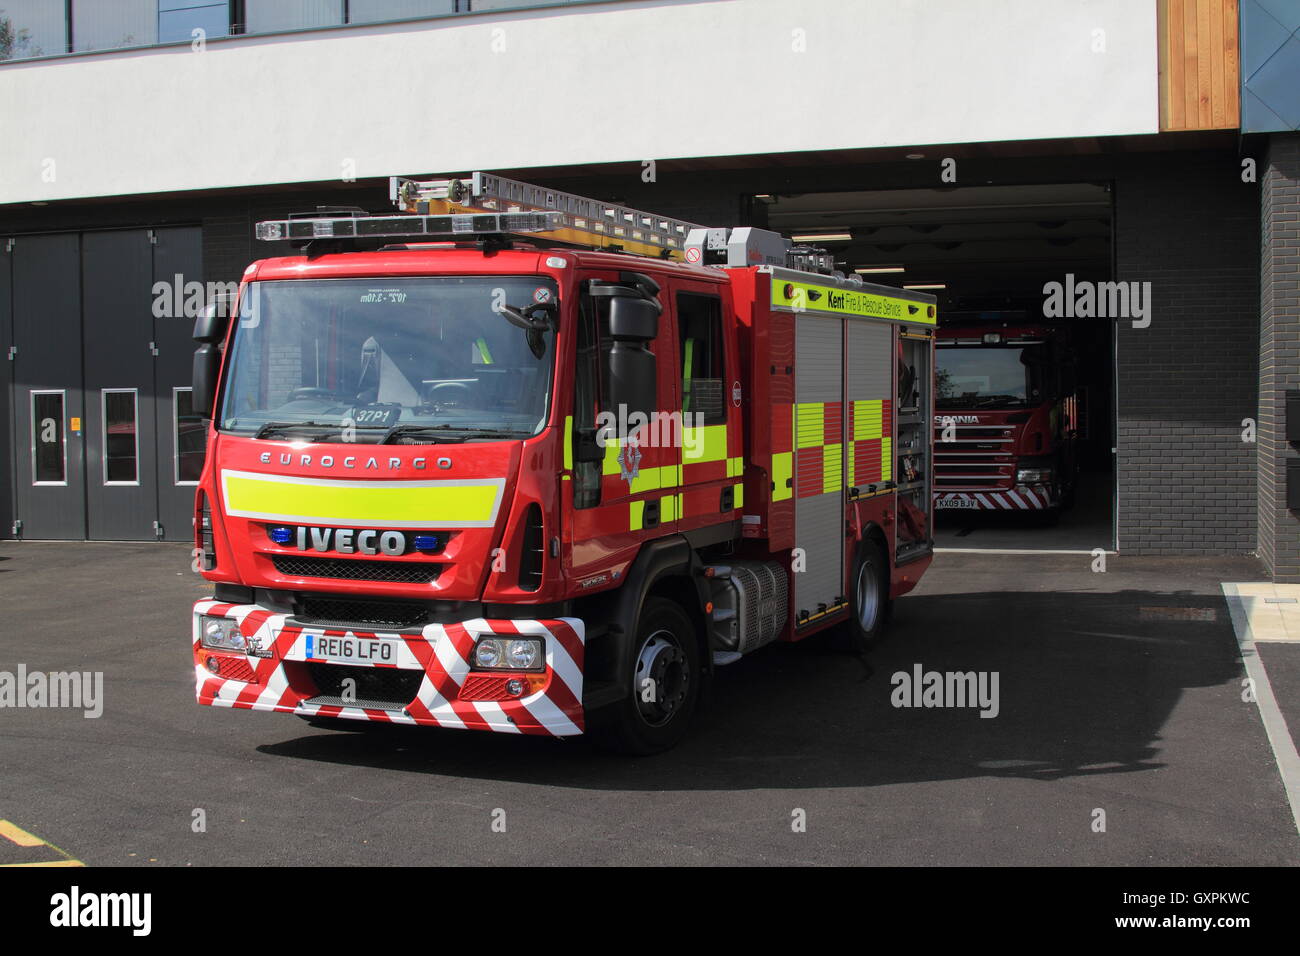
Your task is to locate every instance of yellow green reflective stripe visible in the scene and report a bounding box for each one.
[881,438,893,481]
[474,337,494,364]
[822,443,842,494]
[733,483,744,508]
[726,456,744,478]
[683,338,695,412]
[772,451,792,502]
[683,423,728,464]
[795,403,824,448]
[221,470,503,528]
[630,492,681,530]
[771,279,936,326]
[853,399,883,441]
[563,415,574,471]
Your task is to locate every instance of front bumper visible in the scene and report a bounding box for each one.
[934,484,1056,511]
[192,599,585,736]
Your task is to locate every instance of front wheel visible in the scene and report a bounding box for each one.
[592,597,701,755]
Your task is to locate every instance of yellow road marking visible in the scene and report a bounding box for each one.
[4,860,85,867]
[0,820,43,847]
[0,819,85,866]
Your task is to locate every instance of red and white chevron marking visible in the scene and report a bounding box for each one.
[192,600,585,736]
[934,484,1055,511]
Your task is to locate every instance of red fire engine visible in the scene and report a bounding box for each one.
[932,318,1079,518]
[189,173,936,753]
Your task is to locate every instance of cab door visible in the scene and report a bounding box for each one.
[673,280,742,536]
[566,270,680,581]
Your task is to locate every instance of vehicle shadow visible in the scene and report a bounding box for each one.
[257,586,1244,792]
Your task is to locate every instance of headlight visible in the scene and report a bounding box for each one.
[507,639,541,670]
[200,615,246,652]
[472,636,544,672]
[1016,467,1053,484]
[474,638,504,668]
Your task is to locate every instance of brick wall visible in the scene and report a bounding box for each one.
[1259,133,1300,579]
[1114,155,1260,554]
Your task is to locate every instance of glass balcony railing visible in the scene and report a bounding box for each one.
[0,0,596,62]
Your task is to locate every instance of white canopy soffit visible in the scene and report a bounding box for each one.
[0,0,1158,205]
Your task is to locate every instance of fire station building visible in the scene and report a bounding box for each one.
[1,0,1299,575]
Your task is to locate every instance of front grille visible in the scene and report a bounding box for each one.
[272,555,441,584]
[298,597,430,630]
[306,663,423,710]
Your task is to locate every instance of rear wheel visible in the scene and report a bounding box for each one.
[845,538,892,652]
[593,597,701,755]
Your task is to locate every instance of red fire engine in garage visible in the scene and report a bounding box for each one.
[932,317,1079,517]
[189,172,936,753]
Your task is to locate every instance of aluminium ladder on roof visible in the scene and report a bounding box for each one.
[390,172,707,261]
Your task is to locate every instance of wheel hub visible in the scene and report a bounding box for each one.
[634,630,689,727]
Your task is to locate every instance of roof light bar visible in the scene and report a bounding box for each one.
[255,210,564,243]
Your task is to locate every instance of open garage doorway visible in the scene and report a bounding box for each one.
[761,183,1115,552]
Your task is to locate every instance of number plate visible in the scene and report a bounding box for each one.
[306,634,401,666]
[936,498,981,510]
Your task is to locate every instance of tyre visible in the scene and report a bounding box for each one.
[592,597,702,755]
[845,537,892,652]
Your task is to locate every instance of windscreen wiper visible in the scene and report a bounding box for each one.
[253,420,339,440]
[380,424,525,444]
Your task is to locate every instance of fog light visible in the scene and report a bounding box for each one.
[506,679,524,697]
[205,657,221,675]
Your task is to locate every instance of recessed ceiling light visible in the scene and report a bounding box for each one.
[855,266,905,274]
[905,153,926,160]
[904,283,946,290]
[792,232,852,243]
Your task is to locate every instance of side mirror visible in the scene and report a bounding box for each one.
[606,296,659,429]
[193,295,233,344]
[608,295,658,341]
[192,343,221,418]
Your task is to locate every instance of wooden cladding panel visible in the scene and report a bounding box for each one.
[1160,0,1240,131]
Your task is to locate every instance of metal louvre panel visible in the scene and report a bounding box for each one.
[735,561,787,654]
[793,313,844,617]
[847,319,892,399]
[795,314,843,404]
[793,493,843,616]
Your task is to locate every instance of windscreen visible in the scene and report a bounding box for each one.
[936,347,1030,408]
[219,276,556,443]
